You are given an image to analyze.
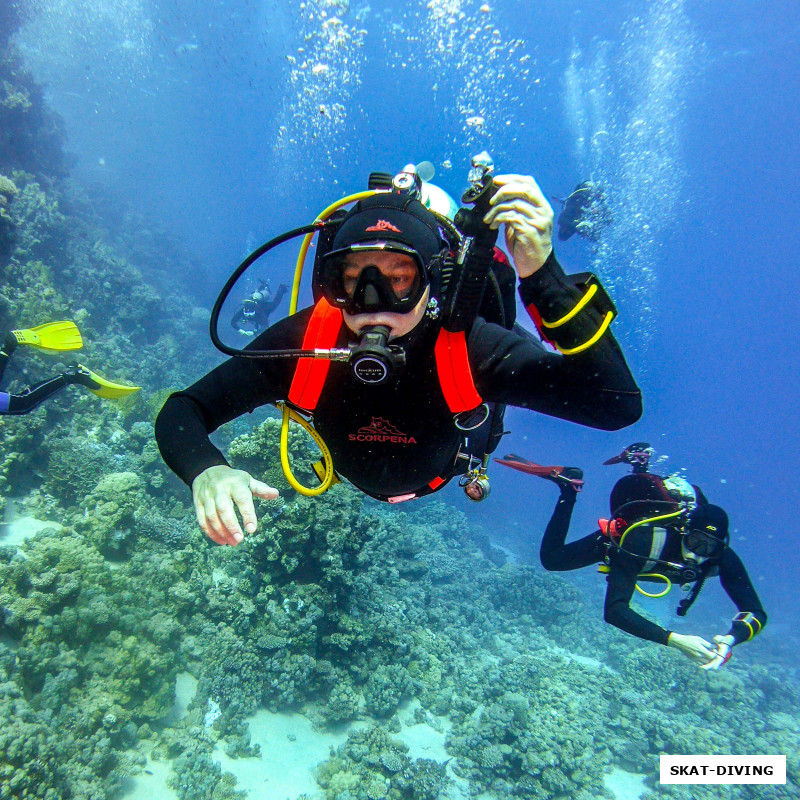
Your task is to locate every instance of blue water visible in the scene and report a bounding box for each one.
[13,0,799,729]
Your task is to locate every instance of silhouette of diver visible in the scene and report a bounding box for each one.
[230,280,289,337]
[553,181,611,242]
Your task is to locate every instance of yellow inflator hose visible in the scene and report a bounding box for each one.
[278,190,375,496]
[616,509,684,598]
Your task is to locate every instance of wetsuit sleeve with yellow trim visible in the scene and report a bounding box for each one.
[469,253,642,431]
[719,547,768,644]
[604,548,672,645]
[519,251,615,354]
[155,310,312,487]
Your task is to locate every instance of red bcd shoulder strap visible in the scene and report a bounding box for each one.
[288,298,344,411]
[288,300,483,414]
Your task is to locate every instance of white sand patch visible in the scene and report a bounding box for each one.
[605,766,648,800]
[396,699,450,762]
[489,542,518,563]
[0,501,62,548]
[114,673,198,799]
[396,700,482,800]
[212,710,355,799]
[114,752,178,800]
[162,671,198,726]
[551,644,617,673]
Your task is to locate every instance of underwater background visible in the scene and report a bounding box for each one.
[1,1,798,798]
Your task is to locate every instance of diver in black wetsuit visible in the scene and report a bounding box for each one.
[156,170,642,548]
[554,181,610,242]
[498,443,767,671]
[230,280,289,336]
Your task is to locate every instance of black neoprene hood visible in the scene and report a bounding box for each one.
[331,192,445,268]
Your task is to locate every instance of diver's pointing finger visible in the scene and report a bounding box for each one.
[215,495,244,545]
[232,486,259,534]
[250,478,279,501]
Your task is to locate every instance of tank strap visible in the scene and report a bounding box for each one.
[641,526,668,573]
[434,328,483,413]
[288,298,343,411]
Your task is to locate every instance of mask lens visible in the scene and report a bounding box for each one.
[321,244,427,314]
[342,258,421,301]
[685,529,720,558]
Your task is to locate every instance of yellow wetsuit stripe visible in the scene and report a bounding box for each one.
[556,311,615,355]
[542,283,598,329]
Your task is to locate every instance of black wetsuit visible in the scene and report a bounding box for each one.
[0,336,76,416]
[156,253,642,501]
[540,487,767,645]
[230,284,289,335]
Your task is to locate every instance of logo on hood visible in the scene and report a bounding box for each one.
[365,219,402,233]
[349,417,417,444]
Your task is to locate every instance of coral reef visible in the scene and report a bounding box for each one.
[315,725,451,800]
[0,21,797,800]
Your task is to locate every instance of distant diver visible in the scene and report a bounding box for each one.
[0,321,140,415]
[497,442,767,671]
[553,180,611,242]
[155,156,641,547]
[230,280,289,337]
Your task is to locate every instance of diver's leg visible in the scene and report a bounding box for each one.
[0,334,17,384]
[1,374,69,415]
[539,482,603,571]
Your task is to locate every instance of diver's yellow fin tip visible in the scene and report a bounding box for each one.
[11,320,83,353]
[79,365,141,400]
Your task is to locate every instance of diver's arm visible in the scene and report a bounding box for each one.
[155,311,308,486]
[264,284,289,314]
[603,552,671,645]
[470,253,642,430]
[718,547,767,644]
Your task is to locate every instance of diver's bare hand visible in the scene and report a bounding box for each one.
[191,465,278,546]
[483,174,553,278]
[667,632,717,666]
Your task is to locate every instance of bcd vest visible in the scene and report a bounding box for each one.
[287,298,486,500]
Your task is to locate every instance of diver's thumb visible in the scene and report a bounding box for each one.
[250,478,279,501]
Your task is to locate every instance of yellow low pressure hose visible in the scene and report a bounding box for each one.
[278,402,335,496]
[634,574,672,598]
[278,190,375,495]
[617,509,684,599]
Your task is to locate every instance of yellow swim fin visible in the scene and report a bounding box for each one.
[11,321,83,354]
[78,365,141,399]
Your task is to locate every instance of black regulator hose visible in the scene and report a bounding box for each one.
[209,223,320,359]
[443,174,499,334]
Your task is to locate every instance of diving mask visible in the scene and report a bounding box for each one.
[319,242,429,315]
[684,528,725,559]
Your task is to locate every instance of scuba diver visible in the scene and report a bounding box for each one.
[553,180,610,242]
[497,443,767,670]
[0,321,140,415]
[155,158,642,547]
[230,280,289,337]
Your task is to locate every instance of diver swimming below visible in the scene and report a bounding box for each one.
[0,321,140,415]
[155,155,642,547]
[497,442,767,671]
[230,279,289,337]
[553,180,611,242]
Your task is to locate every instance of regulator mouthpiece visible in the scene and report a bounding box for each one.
[349,325,406,384]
